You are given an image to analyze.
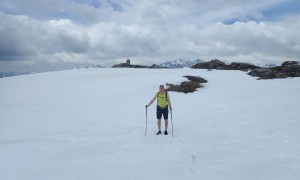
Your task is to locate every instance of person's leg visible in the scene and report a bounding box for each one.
[157,119,161,131]
[157,106,162,134]
[163,107,169,134]
[164,119,168,131]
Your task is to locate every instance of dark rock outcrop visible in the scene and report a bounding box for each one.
[282,61,298,67]
[183,75,208,83]
[192,59,258,71]
[190,59,299,80]
[166,75,207,94]
[226,62,259,71]
[192,59,225,69]
[248,68,286,79]
[248,61,300,79]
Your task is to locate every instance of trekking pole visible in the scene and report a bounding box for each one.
[145,107,148,136]
[171,110,174,138]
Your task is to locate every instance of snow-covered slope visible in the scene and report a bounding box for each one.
[1,68,300,180]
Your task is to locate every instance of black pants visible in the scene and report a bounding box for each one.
[157,105,169,120]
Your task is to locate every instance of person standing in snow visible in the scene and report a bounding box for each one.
[146,85,173,135]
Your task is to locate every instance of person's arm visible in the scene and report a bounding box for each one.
[146,96,156,108]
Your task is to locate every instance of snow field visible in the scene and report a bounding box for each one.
[1,68,300,180]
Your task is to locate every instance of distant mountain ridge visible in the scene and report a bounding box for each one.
[1,60,298,78]
[0,72,32,78]
[159,58,204,68]
[75,64,104,69]
[262,63,277,68]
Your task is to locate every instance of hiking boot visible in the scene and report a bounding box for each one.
[164,131,168,135]
[156,131,161,135]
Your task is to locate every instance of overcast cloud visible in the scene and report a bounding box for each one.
[0,0,300,72]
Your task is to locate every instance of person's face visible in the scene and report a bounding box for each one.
[159,86,164,92]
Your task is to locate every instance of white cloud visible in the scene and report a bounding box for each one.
[0,0,299,72]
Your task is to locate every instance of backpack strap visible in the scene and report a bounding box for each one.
[157,91,168,101]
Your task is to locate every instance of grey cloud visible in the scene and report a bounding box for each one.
[86,21,286,65]
[0,0,286,24]
[0,0,299,72]
[0,0,130,24]
[0,12,90,61]
[0,13,37,59]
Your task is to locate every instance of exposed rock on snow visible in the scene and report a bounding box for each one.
[183,75,208,83]
[166,75,207,93]
[225,62,258,71]
[248,61,300,79]
[192,59,258,71]
[192,59,300,79]
[191,59,225,69]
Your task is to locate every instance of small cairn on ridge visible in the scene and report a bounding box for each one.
[112,59,167,69]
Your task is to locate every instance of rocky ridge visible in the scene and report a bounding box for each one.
[112,59,167,69]
[192,59,259,71]
[248,61,300,79]
[192,59,300,80]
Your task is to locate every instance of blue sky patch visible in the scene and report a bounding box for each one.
[262,0,300,20]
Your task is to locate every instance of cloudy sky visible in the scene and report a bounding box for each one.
[0,0,300,72]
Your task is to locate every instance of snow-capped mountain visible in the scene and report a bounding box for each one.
[159,58,204,68]
[84,64,104,68]
[75,64,104,69]
[263,63,277,68]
